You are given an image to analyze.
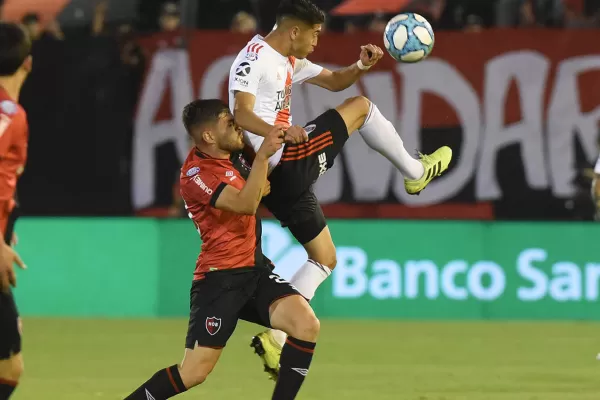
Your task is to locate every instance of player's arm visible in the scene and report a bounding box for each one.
[306,44,384,92]
[214,126,284,215]
[232,91,275,138]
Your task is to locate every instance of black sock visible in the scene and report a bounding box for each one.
[124,365,187,400]
[272,337,316,400]
[0,379,17,400]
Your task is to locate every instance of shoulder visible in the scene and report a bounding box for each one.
[0,100,24,119]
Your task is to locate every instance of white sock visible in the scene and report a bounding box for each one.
[358,102,425,180]
[269,260,332,347]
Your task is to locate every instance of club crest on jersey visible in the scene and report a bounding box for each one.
[205,317,221,336]
[0,100,17,115]
[186,166,200,177]
[304,124,316,135]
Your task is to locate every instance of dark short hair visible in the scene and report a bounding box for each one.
[276,0,326,26]
[0,23,31,76]
[182,99,229,136]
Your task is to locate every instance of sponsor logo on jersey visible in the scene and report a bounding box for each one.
[236,62,252,77]
[186,166,200,176]
[225,170,234,177]
[0,100,17,115]
[245,52,258,61]
[275,85,292,112]
[234,76,249,87]
[193,175,214,195]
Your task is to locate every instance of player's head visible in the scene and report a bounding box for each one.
[0,23,32,79]
[275,0,325,58]
[182,99,244,153]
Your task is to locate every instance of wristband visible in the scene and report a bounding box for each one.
[356,59,371,71]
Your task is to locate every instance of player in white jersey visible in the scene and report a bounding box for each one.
[593,155,600,220]
[228,0,453,379]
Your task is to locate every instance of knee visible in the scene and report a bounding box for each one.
[309,249,337,270]
[179,363,212,389]
[346,96,371,117]
[292,313,320,343]
[0,354,24,382]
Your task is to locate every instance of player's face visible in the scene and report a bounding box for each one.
[291,24,322,59]
[215,112,244,153]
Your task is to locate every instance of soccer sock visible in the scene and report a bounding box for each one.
[358,102,425,180]
[0,379,18,399]
[124,365,187,399]
[269,260,331,347]
[289,259,332,300]
[271,337,316,400]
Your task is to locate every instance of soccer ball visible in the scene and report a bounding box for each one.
[383,13,435,63]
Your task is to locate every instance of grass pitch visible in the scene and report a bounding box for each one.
[13,319,600,400]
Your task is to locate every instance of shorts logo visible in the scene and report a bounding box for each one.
[304,124,316,135]
[318,153,327,177]
[186,167,200,177]
[205,316,221,336]
[236,62,252,77]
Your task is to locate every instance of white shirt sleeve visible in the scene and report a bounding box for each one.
[230,58,262,96]
[595,155,600,174]
[292,58,324,84]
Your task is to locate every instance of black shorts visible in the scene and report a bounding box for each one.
[0,204,21,359]
[185,266,302,349]
[264,109,349,244]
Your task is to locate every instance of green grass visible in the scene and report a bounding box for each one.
[13,319,600,400]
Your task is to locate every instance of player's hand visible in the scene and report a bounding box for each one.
[360,44,384,68]
[0,243,26,293]
[258,125,285,158]
[284,125,308,144]
[263,180,271,197]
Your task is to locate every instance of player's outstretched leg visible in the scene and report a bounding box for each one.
[252,229,334,381]
[124,346,221,399]
[269,294,320,400]
[337,96,453,195]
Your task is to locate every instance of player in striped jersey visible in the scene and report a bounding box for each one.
[228,0,453,379]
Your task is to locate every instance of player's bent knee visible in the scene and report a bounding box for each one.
[336,96,372,134]
[288,309,320,343]
[295,313,320,343]
[0,353,24,382]
[179,347,220,389]
[308,250,337,270]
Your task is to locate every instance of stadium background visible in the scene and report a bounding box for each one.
[4,0,600,398]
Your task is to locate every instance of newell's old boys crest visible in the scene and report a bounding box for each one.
[205,317,221,336]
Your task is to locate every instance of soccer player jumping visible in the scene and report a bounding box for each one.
[228,0,452,378]
[125,100,320,400]
[0,23,31,400]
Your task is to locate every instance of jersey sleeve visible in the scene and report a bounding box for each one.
[230,56,263,97]
[595,155,600,174]
[292,58,324,84]
[181,171,228,208]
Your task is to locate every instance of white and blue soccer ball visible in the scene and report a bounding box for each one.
[383,13,435,63]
